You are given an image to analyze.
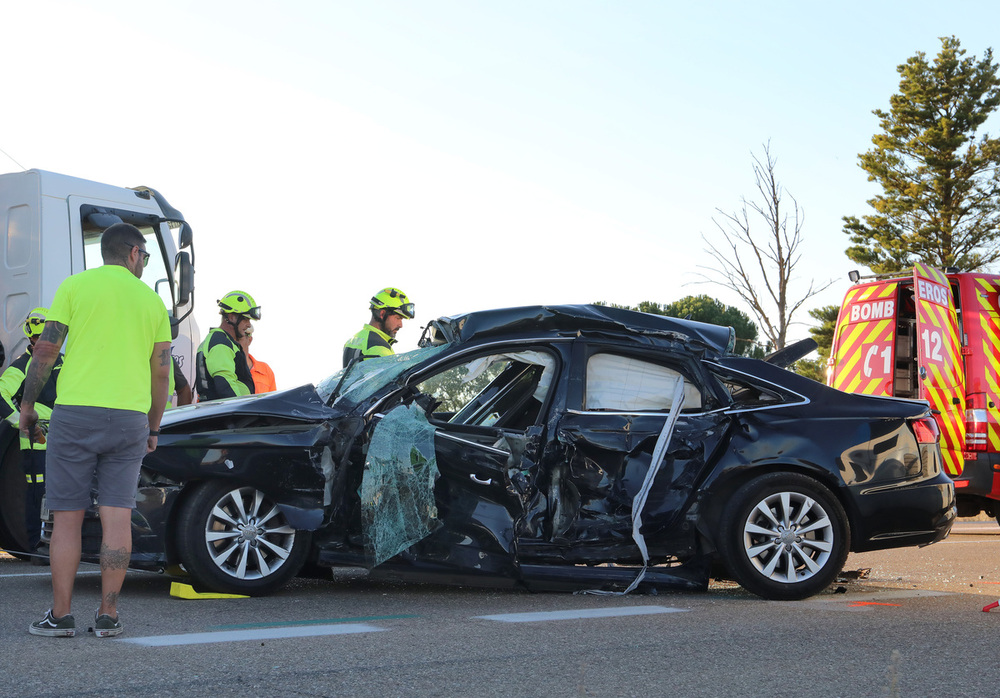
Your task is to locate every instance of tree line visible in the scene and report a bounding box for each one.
[614,36,1000,383]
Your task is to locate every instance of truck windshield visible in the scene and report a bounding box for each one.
[82,222,173,310]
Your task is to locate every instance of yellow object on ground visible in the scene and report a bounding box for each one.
[169,581,249,600]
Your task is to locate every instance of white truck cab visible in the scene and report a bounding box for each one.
[0,169,197,555]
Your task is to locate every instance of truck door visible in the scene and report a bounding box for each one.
[913,264,966,477]
[829,281,899,397]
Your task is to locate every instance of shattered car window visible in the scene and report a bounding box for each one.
[317,346,448,408]
[416,350,555,429]
[361,403,441,567]
[584,353,702,411]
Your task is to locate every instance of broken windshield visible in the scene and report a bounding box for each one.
[316,345,449,409]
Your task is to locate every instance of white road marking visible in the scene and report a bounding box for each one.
[121,623,384,646]
[475,605,688,623]
[0,570,101,579]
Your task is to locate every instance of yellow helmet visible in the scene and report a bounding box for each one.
[23,307,48,339]
[370,287,414,319]
[217,290,261,320]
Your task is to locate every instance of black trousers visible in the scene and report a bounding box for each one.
[22,449,45,550]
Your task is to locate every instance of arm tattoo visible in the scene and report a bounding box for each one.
[100,544,131,571]
[158,346,171,367]
[39,321,68,345]
[20,322,67,405]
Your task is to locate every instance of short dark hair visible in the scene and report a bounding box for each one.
[101,223,146,264]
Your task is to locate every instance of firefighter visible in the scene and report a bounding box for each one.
[196,290,259,401]
[0,308,63,557]
[343,287,415,367]
[241,328,277,393]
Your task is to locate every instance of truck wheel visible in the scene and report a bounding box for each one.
[175,480,309,596]
[717,472,850,600]
[0,437,30,559]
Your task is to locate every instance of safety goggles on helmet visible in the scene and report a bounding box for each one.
[370,287,414,319]
[23,307,49,339]
[217,290,261,321]
[391,303,415,319]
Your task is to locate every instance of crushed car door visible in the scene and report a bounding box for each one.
[369,349,558,579]
[913,263,966,477]
[517,342,730,565]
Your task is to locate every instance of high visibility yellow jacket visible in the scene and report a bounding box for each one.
[0,347,63,450]
[343,324,394,367]
[196,328,255,401]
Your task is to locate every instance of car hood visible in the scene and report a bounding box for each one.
[161,384,338,427]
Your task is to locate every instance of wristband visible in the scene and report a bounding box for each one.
[149,430,160,436]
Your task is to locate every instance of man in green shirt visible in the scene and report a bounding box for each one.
[20,223,172,639]
[343,287,415,367]
[195,290,260,401]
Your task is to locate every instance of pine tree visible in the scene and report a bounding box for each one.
[843,36,1000,273]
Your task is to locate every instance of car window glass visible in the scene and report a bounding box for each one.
[584,353,702,411]
[718,378,783,406]
[416,350,555,429]
[317,345,448,407]
[709,368,787,407]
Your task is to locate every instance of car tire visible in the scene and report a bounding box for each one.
[717,472,850,600]
[175,480,310,596]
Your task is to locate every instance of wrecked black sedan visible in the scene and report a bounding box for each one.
[49,305,955,600]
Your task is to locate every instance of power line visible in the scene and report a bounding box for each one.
[0,145,26,171]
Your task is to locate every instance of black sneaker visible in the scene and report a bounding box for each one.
[94,611,123,638]
[29,610,75,637]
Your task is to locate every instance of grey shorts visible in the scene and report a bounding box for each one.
[45,405,148,510]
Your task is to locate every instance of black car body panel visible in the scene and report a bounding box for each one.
[42,305,955,599]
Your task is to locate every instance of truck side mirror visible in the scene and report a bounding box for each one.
[174,251,193,307]
[178,221,193,250]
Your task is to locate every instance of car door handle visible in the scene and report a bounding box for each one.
[469,474,493,486]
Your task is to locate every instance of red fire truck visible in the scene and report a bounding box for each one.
[828,264,1000,520]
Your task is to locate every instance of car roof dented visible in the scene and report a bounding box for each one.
[420,304,736,354]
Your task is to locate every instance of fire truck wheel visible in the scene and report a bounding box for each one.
[717,472,850,600]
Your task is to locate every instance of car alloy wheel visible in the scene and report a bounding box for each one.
[203,486,296,580]
[741,490,835,583]
[176,480,310,595]
[718,472,850,600]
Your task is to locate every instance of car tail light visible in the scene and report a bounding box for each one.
[911,417,940,445]
[965,394,988,451]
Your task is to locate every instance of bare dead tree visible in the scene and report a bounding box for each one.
[696,142,834,350]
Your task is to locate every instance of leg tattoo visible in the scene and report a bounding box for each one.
[100,544,130,571]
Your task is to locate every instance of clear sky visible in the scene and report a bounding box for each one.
[3,1,1000,388]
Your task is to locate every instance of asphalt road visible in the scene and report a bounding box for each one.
[2,521,999,698]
